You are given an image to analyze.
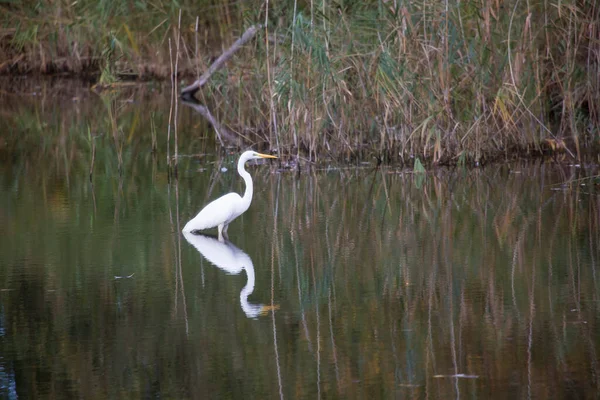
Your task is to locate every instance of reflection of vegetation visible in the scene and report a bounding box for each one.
[0,81,216,181]
[0,85,599,397]
[252,165,600,398]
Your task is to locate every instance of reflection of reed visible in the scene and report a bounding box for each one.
[328,289,341,394]
[260,164,600,397]
[168,35,189,333]
[88,130,96,181]
[3,149,600,397]
[271,174,284,399]
[169,175,189,334]
[99,94,124,174]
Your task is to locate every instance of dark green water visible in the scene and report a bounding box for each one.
[1,80,599,399]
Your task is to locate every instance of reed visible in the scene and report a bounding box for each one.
[1,0,598,164]
[230,0,599,164]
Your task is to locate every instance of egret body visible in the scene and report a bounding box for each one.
[183,150,277,240]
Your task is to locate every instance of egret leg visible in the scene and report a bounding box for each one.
[222,223,229,241]
[217,224,225,242]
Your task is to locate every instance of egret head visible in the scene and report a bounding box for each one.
[248,150,277,160]
[238,150,277,165]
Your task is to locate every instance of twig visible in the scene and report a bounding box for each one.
[181,24,262,98]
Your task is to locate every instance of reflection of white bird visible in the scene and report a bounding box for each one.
[183,150,277,241]
[183,231,278,318]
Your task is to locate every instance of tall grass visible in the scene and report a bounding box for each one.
[0,0,231,78]
[1,0,598,163]
[235,0,599,163]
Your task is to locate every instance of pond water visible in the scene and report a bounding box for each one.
[1,80,599,399]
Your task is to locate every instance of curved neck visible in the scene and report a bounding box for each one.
[240,264,259,317]
[238,157,253,210]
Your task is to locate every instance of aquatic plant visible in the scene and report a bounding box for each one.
[1,0,598,164]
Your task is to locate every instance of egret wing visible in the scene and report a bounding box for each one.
[183,193,243,232]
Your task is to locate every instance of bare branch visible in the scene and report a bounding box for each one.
[181,24,262,99]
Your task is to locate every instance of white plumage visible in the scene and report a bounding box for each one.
[182,150,277,240]
[182,231,277,318]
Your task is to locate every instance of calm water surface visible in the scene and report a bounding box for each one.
[1,80,599,399]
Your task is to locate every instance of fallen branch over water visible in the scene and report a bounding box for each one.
[181,24,261,99]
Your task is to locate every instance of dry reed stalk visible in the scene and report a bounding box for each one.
[264,0,280,153]
[167,38,174,172]
[173,9,181,175]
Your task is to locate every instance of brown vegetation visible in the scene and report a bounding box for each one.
[1,0,598,164]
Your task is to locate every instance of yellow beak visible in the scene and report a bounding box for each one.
[257,153,278,159]
[259,304,280,315]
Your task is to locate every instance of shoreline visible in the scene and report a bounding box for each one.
[0,74,595,168]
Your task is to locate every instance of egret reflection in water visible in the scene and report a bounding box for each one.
[182,231,277,318]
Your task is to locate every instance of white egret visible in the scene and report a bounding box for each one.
[182,150,277,240]
[182,231,278,318]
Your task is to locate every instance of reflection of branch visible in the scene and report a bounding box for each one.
[182,99,239,146]
[181,24,262,98]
